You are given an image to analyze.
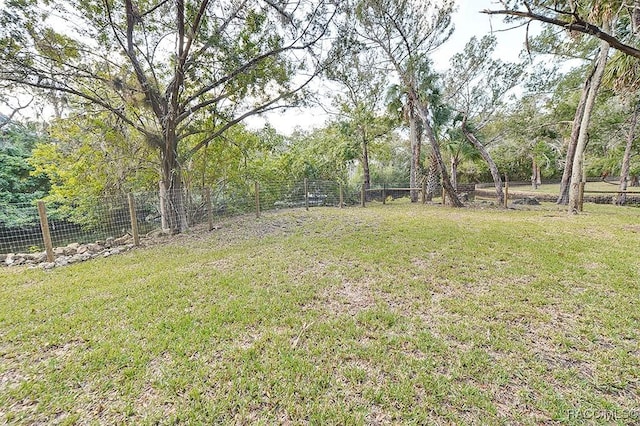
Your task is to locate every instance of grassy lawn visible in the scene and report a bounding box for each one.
[508,181,640,196]
[1,201,639,424]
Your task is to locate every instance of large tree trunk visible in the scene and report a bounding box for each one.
[461,121,504,205]
[408,102,421,202]
[361,133,371,191]
[568,37,610,213]
[617,102,639,205]
[450,156,458,191]
[531,158,541,189]
[415,101,463,207]
[424,152,440,202]
[161,129,189,234]
[557,62,596,204]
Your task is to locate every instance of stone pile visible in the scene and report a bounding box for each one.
[1,234,136,269]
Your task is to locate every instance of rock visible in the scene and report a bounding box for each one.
[34,252,48,263]
[86,243,104,253]
[54,247,66,256]
[42,262,56,270]
[5,253,15,266]
[148,229,169,238]
[0,253,6,263]
[63,243,80,255]
[55,257,69,267]
[114,235,131,246]
[105,237,115,247]
[12,256,26,266]
[77,245,89,255]
[110,248,121,255]
[513,197,540,206]
[69,253,92,264]
[458,193,470,202]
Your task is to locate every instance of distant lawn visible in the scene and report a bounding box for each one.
[1,201,639,424]
[509,180,640,195]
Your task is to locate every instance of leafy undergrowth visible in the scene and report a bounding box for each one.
[1,200,639,425]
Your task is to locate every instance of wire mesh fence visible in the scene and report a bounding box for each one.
[0,180,361,259]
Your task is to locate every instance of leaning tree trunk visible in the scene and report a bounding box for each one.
[450,157,458,191]
[569,37,610,213]
[557,62,596,204]
[461,120,504,205]
[415,101,463,207]
[617,102,639,205]
[408,103,421,202]
[424,152,440,202]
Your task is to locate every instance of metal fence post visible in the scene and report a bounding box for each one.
[304,178,309,211]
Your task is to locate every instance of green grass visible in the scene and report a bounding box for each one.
[1,201,639,424]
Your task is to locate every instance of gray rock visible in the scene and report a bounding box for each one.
[12,256,26,266]
[513,197,540,206]
[54,247,66,256]
[77,245,89,254]
[86,243,104,253]
[70,253,92,263]
[42,262,56,270]
[5,253,15,266]
[63,243,80,256]
[55,257,69,267]
[114,235,131,246]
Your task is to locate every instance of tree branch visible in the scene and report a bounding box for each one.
[482,8,640,59]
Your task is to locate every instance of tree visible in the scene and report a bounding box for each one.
[0,120,50,227]
[483,1,640,59]
[444,35,524,205]
[1,0,337,232]
[483,1,637,212]
[354,0,463,206]
[327,47,393,191]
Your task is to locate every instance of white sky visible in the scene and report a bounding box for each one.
[256,0,539,134]
[2,0,538,134]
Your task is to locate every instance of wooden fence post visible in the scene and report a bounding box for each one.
[37,201,55,262]
[504,174,509,208]
[339,183,344,208]
[255,181,261,218]
[578,181,585,212]
[361,183,366,207]
[159,181,168,232]
[304,178,309,211]
[205,187,214,230]
[441,186,446,205]
[127,193,140,246]
[382,184,386,204]
[422,180,427,204]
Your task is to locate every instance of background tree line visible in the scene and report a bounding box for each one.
[1,0,639,232]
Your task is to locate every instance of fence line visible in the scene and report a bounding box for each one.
[0,180,361,258]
